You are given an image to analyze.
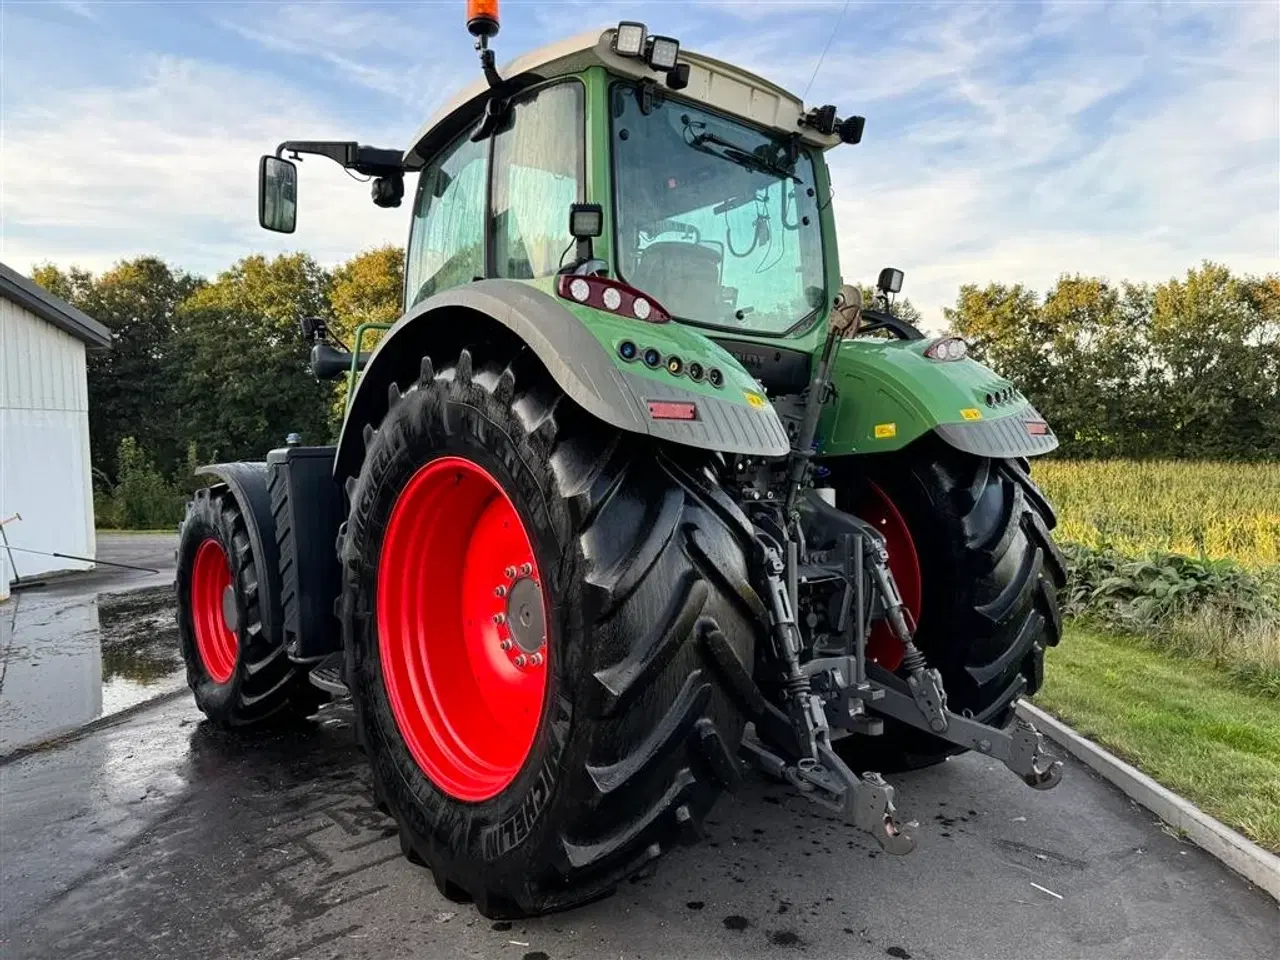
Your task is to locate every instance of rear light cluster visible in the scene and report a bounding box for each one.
[924,336,968,361]
[617,340,724,387]
[556,274,670,323]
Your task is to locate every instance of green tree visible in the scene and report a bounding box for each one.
[32,258,203,480]
[1149,262,1280,459]
[329,245,405,345]
[173,252,336,461]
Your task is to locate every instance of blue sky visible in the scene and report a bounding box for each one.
[2,0,1277,325]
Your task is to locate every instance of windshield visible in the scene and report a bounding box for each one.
[611,83,826,335]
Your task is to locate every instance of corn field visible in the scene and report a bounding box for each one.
[1033,460,1280,568]
[1032,459,1280,694]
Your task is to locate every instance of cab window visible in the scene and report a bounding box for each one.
[491,82,585,279]
[405,128,487,308]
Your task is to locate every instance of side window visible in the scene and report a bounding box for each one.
[491,83,584,280]
[405,129,488,308]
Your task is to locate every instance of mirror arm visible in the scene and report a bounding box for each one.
[276,141,405,178]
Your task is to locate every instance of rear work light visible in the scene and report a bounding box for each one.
[556,274,671,323]
[924,336,968,361]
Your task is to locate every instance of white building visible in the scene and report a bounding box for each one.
[0,262,112,598]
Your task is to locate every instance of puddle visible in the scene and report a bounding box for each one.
[0,585,184,756]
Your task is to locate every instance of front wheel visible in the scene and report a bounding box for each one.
[832,442,1067,771]
[175,484,322,727]
[340,345,762,918]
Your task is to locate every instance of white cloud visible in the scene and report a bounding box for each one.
[1,56,410,278]
[2,0,1275,332]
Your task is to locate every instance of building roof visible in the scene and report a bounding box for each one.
[0,261,112,349]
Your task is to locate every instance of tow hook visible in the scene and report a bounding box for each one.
[739,733,919,855]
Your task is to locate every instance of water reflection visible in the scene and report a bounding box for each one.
[0,586,184,756]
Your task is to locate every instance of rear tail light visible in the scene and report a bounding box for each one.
[924,336,968,361]
[1025,420,1051,436]
[556,274,671,323]
[647,400,698,420]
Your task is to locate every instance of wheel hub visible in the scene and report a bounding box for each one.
[505,575,545,655]
[221,584,239,633]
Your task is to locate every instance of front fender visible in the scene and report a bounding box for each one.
[334,279,790,481]
[816,338,1059,458]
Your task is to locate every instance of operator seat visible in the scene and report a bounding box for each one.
[630,242,724,322]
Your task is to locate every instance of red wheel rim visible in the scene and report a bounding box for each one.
[191,538,238,684]
[854,482,922,672]
[377,456,548,802]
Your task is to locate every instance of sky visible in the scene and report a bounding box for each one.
[2,0,1277,327]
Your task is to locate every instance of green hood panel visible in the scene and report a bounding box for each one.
[816,337,1049,455]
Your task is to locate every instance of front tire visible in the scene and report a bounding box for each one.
[833,442,1066,771]
[175,484,322,727]
[340,345,762,918]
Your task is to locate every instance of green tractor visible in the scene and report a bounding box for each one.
[177,7,1066,919]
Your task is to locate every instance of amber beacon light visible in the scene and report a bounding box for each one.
[467,0,500,37]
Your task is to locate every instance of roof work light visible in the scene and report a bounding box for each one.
[646,35,680,71]
[614,21,647,57]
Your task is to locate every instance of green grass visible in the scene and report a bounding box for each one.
[1033,624,1280,852]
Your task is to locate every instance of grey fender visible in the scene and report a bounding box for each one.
[333,279,790,481]
[193,461,284,645]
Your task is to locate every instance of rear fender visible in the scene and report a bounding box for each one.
[816,338,1059,459]
[333,279,790,482]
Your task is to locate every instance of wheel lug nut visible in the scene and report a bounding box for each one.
[504,566,516,578]
[493,613,506,625]
[494,585,507,598]
[519,562,533,576]
[529,653,543,666]
[500,639,513,651]
[514,655,527,668]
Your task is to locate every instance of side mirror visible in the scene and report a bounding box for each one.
[259,155,298,233]
[877,267,904,294]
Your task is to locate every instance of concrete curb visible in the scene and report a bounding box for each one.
[1017,700,1280,904]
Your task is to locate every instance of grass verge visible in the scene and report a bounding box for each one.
[1033,624,1280,853]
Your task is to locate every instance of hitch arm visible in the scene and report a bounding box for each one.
[869,687,1063,789]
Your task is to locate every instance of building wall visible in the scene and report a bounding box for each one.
[0,295,96,587]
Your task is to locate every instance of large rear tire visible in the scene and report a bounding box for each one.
[833,442,1066,771]
[339,345,762,918]
[175,484,323,727]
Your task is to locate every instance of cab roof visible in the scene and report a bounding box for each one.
[404,25,841,168]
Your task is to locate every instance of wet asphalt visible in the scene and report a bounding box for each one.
[0,536,1276,959]
[0,534,184,757]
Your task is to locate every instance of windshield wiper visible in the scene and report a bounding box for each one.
[683,122,801,183]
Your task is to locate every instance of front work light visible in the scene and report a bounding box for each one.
[614,21,647,57]
[647,35,680,71]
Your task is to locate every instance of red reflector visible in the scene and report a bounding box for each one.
[1025,420,1050,436]
[647,400,698,421]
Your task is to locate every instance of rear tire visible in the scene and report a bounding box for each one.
[340,345,763,918]
[176,484,323,727]
[833,443,1066,771]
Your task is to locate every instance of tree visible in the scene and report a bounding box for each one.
[32,257,203,480]
[173,253,336,462]
[329,245,405,345]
